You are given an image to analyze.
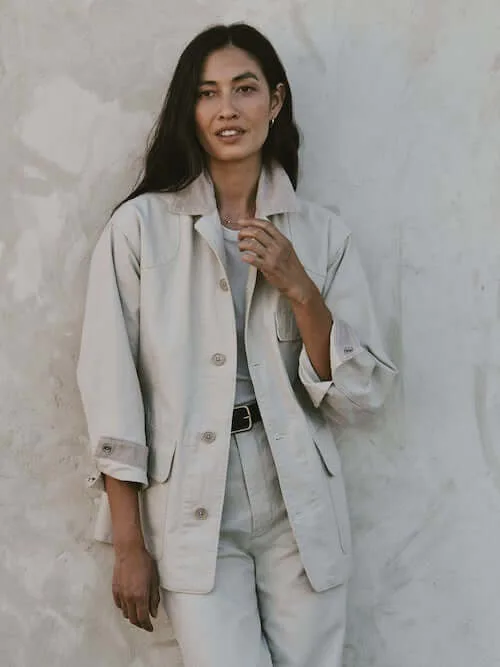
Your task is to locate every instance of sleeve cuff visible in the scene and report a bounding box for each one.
[86,464,149,491]
[299,347,333,408]
[95,437,148,467]
[299,319,364,408]
[333,318,363,365]
[86,437,149,490]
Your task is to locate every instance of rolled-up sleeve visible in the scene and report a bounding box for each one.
[299,227,398,424]
[77,205,148,489]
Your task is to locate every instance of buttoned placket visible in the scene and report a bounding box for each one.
[193,211,239,526]
[242,215,273,440]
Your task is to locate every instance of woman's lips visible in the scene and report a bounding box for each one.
[216,127,245,136]
[215,129,246,143]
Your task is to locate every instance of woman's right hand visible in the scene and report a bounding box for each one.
[112,544,160,632]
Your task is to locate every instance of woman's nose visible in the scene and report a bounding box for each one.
[217,94,239,119]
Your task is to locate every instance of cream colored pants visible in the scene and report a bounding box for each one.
[162,421,347,667]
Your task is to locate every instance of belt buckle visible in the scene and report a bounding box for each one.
[232,405,252,434]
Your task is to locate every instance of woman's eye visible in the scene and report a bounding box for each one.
[198,90,215,98]
[236,85,256,94]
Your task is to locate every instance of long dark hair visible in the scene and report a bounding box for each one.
[115,23,300,210]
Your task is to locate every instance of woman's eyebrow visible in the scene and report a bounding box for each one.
[232,71,259,83]
[199,71,260,86]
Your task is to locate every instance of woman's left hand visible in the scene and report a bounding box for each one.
[238,218,316,304]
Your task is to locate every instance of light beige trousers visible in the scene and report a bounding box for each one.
[162,421,347,667]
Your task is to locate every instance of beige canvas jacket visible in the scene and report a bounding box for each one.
[77,164,397,594]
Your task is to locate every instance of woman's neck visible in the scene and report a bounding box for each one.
[209,155,262,227]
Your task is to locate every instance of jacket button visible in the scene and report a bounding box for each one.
[195,507,208,520]
[201,431,216,443]
[101,444,113,456]
[219,278,229,292]
[211,353,226,366]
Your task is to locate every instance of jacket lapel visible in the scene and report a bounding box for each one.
[194,211,226,266]
[179,164,300,318]
[165,163,300,219]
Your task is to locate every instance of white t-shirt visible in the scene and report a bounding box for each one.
[222,225,256,406]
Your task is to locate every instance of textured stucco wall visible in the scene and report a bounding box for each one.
[1,1,499,666]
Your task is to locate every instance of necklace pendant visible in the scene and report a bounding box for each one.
[221,214,240,230]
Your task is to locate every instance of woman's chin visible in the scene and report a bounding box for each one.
[210,146,262,165]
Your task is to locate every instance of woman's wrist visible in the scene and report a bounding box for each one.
[113,529,146,556]
[104,475,146,555]
[285,275,319,306]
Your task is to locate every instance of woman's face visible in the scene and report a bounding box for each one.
[195,46,284,166]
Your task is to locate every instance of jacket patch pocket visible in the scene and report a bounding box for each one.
[140,441,177,561]
[141,216,180,269]
[275,296,301,342]
[313,428,351,555]
[140,480,170,561]
[148,438,177,483]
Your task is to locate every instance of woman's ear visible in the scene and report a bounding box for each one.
[270,83,286,119]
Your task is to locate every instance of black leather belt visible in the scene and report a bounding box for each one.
[231,402,261,434]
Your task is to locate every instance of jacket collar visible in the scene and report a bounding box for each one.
[160,163,300,218]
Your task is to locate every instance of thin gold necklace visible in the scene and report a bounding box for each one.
[220,206,255,230]
[221,214,243,230]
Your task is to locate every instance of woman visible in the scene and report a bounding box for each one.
[77,22,397,667]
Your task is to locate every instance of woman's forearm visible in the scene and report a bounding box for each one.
[104,475,160,633]
[104,476,145,553]
[291,284,333,381]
